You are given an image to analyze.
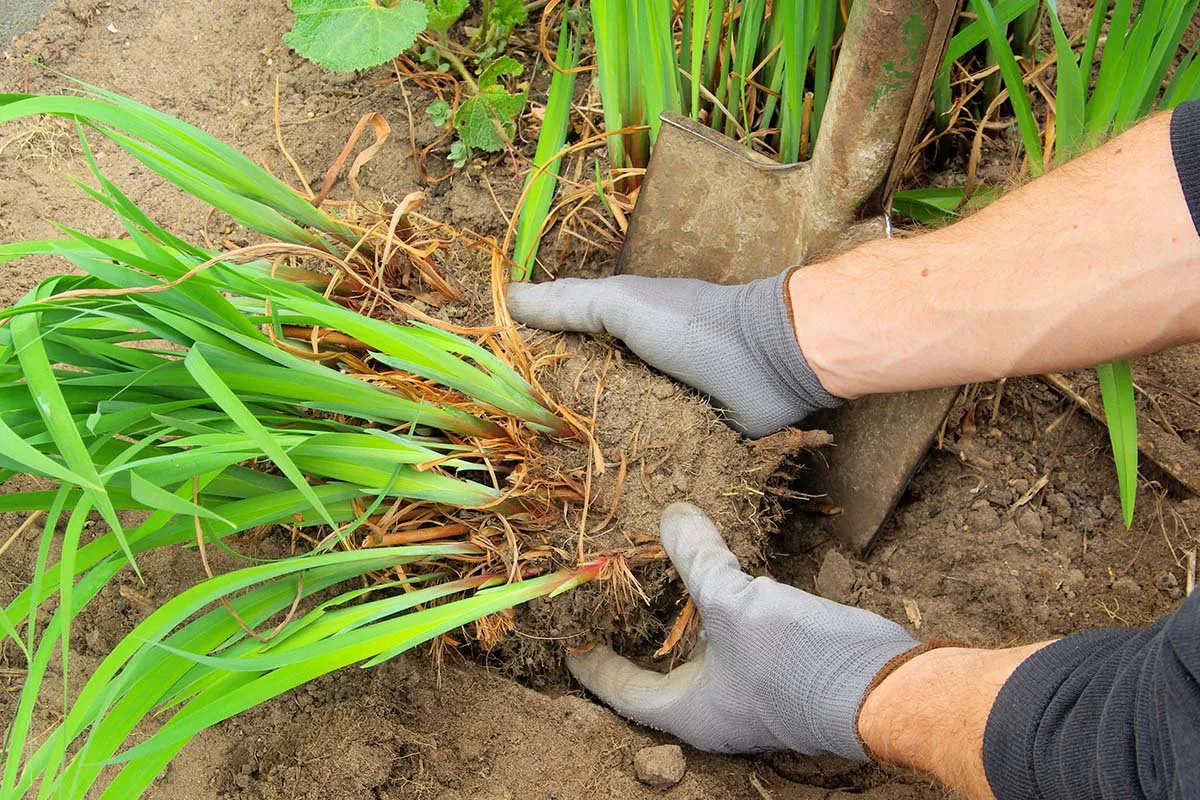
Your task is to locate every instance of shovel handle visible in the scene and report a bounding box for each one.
[806,0,960,239]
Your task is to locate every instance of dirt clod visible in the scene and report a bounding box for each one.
[1099,493,1121,519]
[966,501,1001,532]
[1112,577,1142,596]
[1157,572,1180,592]
[1015,507,1045,538]
[1046,492,1073,520]
[815,551,856,602]
[634,744,686,789]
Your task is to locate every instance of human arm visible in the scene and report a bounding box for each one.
[509,102,1200,432]
[576,505,1200,800]
[792,104,1200,398]
[859,643,1050,799]
[865,589,1200,800]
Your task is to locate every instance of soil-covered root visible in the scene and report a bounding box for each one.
[480,333,830,682]
[227,225,828,683]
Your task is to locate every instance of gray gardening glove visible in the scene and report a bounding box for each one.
[568,503,918,759]
[506,271,841,438]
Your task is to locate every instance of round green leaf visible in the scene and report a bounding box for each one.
[285,0,429,72]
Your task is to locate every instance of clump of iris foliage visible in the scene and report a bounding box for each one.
[0,85,599,799]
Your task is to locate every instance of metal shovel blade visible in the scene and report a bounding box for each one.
[617,0,961,552]
[616,115,886,281]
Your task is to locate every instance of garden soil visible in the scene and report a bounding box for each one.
[3,2,1200,798]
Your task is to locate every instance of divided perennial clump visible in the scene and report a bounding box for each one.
[0,86,600,798]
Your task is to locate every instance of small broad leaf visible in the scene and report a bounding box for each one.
[454,85,527,152]
[891,186,1003,224]
[285,0,429,73]
[448,140,470,168]
[418,45,443,67]
[477,56,523,90]
[487,0,527,38]
[426,98,452,127]
[891,187,968,223]
[426,0,468,32]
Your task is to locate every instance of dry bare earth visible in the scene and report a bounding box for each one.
[2,1,1199,798]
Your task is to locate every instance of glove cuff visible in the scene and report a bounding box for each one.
[763,618,920,761]
[740,270,843,417]
[853,638,969,763]
[812,636,921,760]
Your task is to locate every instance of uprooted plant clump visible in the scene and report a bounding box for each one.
[476,328,833,680]
[352,231,831,678]
[0,92,830,784]
[274,233,831,679]
[0,77,829,800]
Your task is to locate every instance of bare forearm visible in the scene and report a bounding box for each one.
[792,111,1200,399]
[858,643,1052,800]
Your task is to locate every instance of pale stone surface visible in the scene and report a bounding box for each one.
[2,0,57,47]
[816,550,856,602]
[634,744,686,789]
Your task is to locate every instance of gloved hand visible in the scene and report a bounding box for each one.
[506,271,841,438]
[568,503,919,759]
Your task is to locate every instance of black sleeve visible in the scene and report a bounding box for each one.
[982,589,1200,799]
[1170,99,1200,238]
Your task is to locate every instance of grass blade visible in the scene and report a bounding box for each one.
[591,0,632,168]
[182,348,336,528]
[1045,0,1085,162]
[9,313,135,572]
[106,563,602,773]
[811,0,836,136]
[690,0,711,120]
[776,0,808,162]
[943,0,1040,68]
[512,16,581,279]
[967,0,1045,174]
[1096,360,1138,528]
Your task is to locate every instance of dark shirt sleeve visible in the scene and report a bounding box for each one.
[1170,99,1200,237]
[982,589,1200,799]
